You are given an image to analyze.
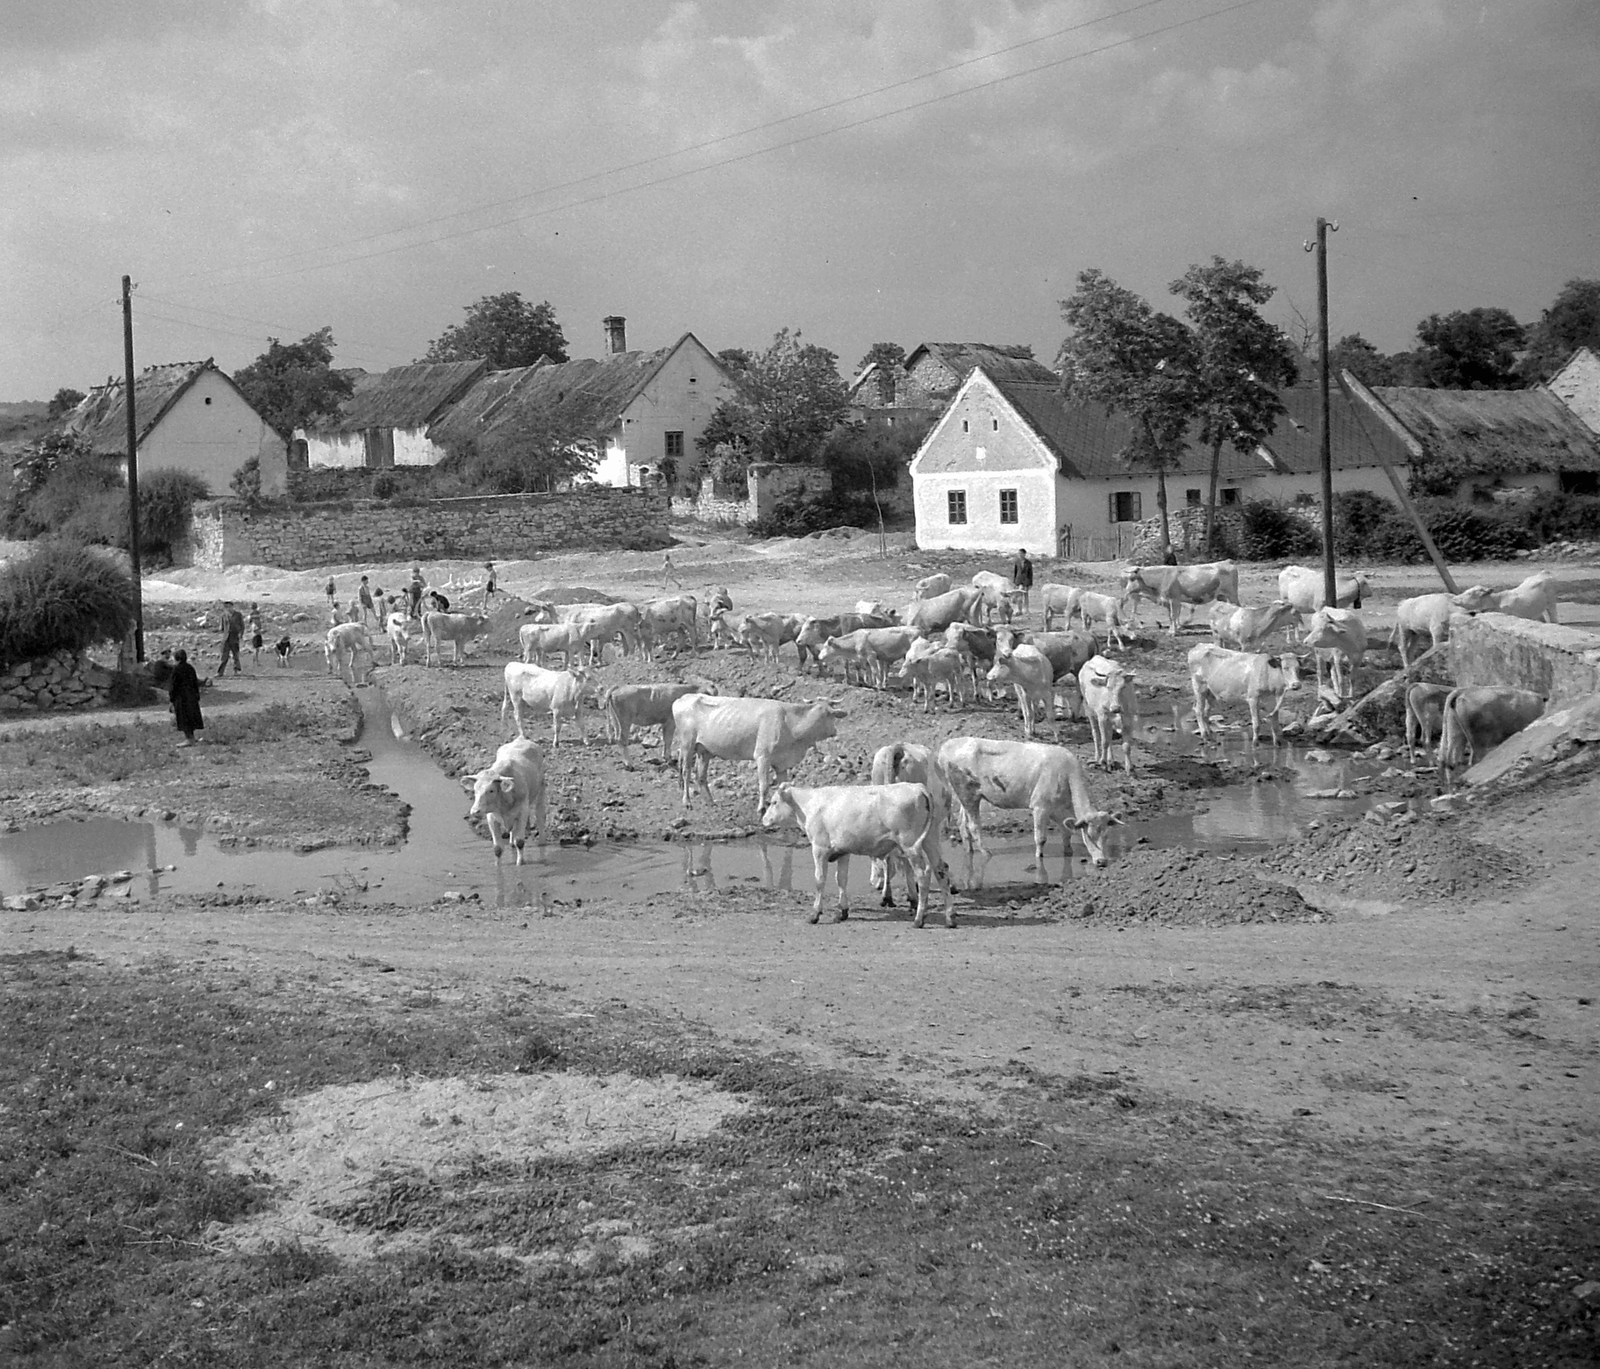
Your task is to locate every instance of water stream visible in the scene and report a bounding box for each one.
[1,688,1377,905]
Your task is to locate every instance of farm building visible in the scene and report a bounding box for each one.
[429,326,740,489]
[909,368,1408,557]
[294,359,488,470]
[65,359,287,496]
[1543,345,1600,437]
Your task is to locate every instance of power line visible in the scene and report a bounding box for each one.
[137,291,406,356]
[146,0,1193,294]
[157,0,1283,298]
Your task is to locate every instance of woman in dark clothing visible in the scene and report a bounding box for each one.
[168,648,204,746]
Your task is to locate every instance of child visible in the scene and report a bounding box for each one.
[661,550,682,589]
[274,635,294,666]
[358,575,376,626]
[374,586,388,624]
[325,578,337,620]
[483,561,498,610]
[248,603,264,666]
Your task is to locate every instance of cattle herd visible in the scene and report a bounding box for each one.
[322,558,1565,927]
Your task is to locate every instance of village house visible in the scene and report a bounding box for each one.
[294,359,488,470]
[909,367,1408,557]
[846,342,1057,433]
[1353,382,1600,498]
[1542,345,1600,439]
[428,321,739,489]
[65,359,288,496]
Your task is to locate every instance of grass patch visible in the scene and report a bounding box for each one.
[2,954,1595,1366]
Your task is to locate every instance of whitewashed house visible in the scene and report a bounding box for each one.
[910,368,1407,557]
[66,359,288,496]
[295,359,488,470]
[1542,345,1600,438]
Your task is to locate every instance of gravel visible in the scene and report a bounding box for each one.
[1036,848,1323,926]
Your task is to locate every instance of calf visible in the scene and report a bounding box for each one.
[971,572,1020,626]
[1038,583,1082,631]
[914,572,952,600]
[986,644,1056,739]
[1069,590,1129,650]
[817,626,922,688]
[1490,571,1560,624]
[761,782,951,927]
[1079,654,1137,774]
[501,661,590,747]
[638,594,699,654]
[325,623,375,686]
[733,611,790,663]
[518,620,586,667]
[423,611,491,667]
[794,612,890,672]
[1391,586,1496,667]
[1438,686,1545,789]
[1404,682,1453,765]
[1188,644,1302,746]
[895,641,972,713]
[1209,599,1301,652]
[1303,607,1367,702]
[603,680,713,768]
[462,737,547,866]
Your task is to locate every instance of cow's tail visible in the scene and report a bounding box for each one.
[1438,689,1467,786]
[499,677,511,731]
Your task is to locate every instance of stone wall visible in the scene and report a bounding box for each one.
[176,487,670,569]
[670,465,833,526]
[1126,506,1246,563]
[0,649,116,713]
[1449,611,1600,706]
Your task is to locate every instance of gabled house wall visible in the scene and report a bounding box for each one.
[595,335,735,488]
[133,367,289,496]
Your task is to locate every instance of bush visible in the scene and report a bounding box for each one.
[1332,490,1396,559]
[8,448,124,540]
[0,540,135,666]
[1331,492,1535,563]
[1515,490,1600,544]
[748,490,879,538]
[230,457,263,505]
[139,468,210,558]
[1236,500,1320,562]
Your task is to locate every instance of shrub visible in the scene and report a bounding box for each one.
[230,457,263,505]
[0,540,135,666]
[1236,500,1320,562]
[9,448,124,540]
[1332,493,1535,563]
[748,490,878,538]
[1515,490,1600,544]
[139,468,210,558]
[1332,490,1396,559]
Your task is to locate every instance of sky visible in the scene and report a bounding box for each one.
[4,0,1598,399]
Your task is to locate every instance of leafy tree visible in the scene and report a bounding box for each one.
[1327,334,1403,388]
[447,405,598,493]
[46,387,85,420]
[1411,307,1526,389]
[1058,270,1197,563]
[1170,257,1300,554]
[1521,278,1600,381]
[232,328,355,438]
[716,347,755,376]
[699,330,849,466]
[422,292,568,369]
[138,468,210,558]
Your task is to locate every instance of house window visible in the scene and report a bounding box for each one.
[999,489,1018,524]
[1186,488,1202,507]
[947,490,968,524]
[1220,486,1240,506]
[664,431,684,459]
[1109,490,1142,524]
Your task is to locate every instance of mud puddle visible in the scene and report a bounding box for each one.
[1,688,1383,906]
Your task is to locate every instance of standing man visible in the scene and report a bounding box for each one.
[408,567,425,620]
[482,561,498,611]
[219,600,245,676]
[1009,547,1034,618]
[358,575,377,626]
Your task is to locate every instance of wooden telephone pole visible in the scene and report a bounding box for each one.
[1305,218,1338,608]
[122,275,145,663]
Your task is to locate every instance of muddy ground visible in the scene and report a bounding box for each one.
[3,535,1598,1363]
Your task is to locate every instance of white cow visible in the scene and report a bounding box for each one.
[971,571,1020,626]
[936,736,1123,875]
[518,620,586,667]
[900,587,984,636]
[602,680,713,769]
[1079,654,1137,774]
[1122,560,1240,635]
[1209,600,1301,652]
[895,641,972,713]
[423,611,491,666]
[500,661,589,747]
[1404,682,1454,764]
[1391,587,1496,667]
[384,612,421,666]
[854,599,897,620]
[673,694,845,811]
[868,740,947,909]
[638,595,699,654]
[914,572,952,600]
[761,782,951,928]
[1278,564,1368,622]
[986,645,1056,739]
[1489,571,1560,624]
[1069,590,1130,649]
[1038,583,1082,631]
[1438,686,1546,789]
[325,623,376,685]
[462,737,547,865]
[1303,607,1368,702]
[1188,644,1302,746]
[817,626,923,689]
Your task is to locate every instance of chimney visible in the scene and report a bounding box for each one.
[602,315,627,355]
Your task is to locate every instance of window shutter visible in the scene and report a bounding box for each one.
[1108,491,1116,524]
[1132,491,1142,522]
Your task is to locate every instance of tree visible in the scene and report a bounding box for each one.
[699,330,849,467]
[232,328,355,438]
[1411,308,1526,389]
[1058,270,1197,563]
[449,404,598,493]
[1327,334,1402,388]
[1170,257,1300,554]
[1521,278,1600,381]
[422,292,568,369]
[46,387,84,420]
[716,347,755,376]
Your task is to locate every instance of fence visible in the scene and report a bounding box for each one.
[1057,523,1139,561]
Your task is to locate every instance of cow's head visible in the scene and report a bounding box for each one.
[759,784,799,830]
[1264,654,1304,690]
[1074,810,1124,867]
[985,657,1014,684]
[463,770,516,817]
[1452,584,1496,613]
[1121,566,1150,594]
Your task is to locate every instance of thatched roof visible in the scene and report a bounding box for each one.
[1367,386,1600,473]
[984,375,1396,481]
[318,359,489,433]
[66,360,215,453]
[906,343,1058,388]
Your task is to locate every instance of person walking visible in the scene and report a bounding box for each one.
[325,577,337,623]
[661,549,682,590]
[408,568,425,620]
[358,575,376,626]
[219,601,245,676]
[169,648,205,746]
[247,603,265,666]
[482,561,498,611]
[1009,547,1034,617]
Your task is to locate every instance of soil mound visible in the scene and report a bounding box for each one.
[529,584,620,606]
[1035,848,1321,926]
[1254,810,1527,903]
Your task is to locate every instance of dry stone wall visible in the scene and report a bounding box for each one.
[0,650,116,713]
[177,488,670,569]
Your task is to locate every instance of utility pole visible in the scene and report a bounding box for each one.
[122,275,145,663]
[1305,218,1338,608]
